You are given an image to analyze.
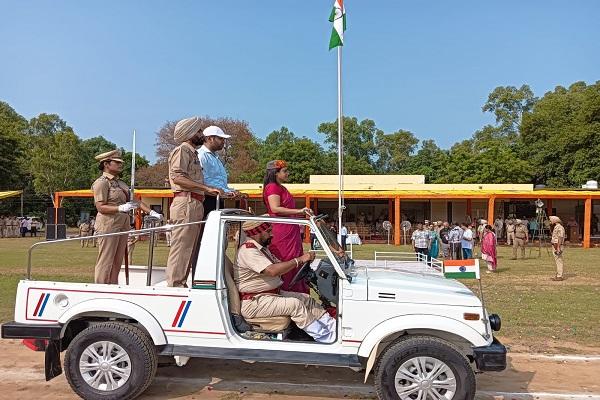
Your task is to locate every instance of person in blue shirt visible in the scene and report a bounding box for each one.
[198,125,244,217]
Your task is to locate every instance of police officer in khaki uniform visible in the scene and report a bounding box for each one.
[505,218,515,246]
[235,219,336,343]
[79,219,91,247]
[549,216,566,281]
[0,216,6,238]
[92,150,161,284]
[511,219,529,259]
[166,117,221,287]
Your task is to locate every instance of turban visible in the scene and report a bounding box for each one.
[266,160,287,170]
[480,219,488,225]
[549,216,562,224]
[242,220,272,236]
[95,149,123,163]
[174,117,203,143]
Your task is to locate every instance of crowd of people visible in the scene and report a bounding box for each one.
[0,215,43,238]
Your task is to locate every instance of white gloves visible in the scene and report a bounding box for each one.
[148,210,163,220]
[118,202,138,213]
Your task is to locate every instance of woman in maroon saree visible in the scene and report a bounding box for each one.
[262,160,312,293]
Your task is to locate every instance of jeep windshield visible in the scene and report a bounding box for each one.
[313,216,355,276]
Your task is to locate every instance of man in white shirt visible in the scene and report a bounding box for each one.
[340,225,348,251]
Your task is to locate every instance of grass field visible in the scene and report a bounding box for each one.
[1,235,599,352]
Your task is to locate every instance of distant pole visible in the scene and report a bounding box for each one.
[20,191,23,217]
[337,45,344,239]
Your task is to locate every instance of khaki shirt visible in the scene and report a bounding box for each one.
[168,142,204,195]
[79,222,90,233]
[506,222,515,233]
[551,224,565,247]
[92,172,130,233]
[235,238,282,293]
[515,224,528,239]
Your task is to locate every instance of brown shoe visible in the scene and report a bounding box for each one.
[550,276,564,281]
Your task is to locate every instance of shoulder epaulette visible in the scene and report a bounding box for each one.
[244,242,257,248]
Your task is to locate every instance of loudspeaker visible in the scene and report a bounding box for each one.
[47,207,55,225]
[46,224,56,240]
[46,208,65,225]
[56,224,66,239]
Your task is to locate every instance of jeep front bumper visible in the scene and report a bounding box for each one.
[472,338,507,371]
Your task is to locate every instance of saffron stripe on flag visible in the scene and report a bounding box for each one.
[443,259,476,267]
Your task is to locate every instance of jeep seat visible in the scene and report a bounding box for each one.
[224,256,291,333]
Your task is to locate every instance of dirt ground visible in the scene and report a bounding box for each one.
[1,340,600,400]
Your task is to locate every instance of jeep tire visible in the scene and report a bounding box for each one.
[374,336,476,400]
[64,321,157,400]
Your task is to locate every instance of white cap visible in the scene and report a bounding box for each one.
[203,125,230,138]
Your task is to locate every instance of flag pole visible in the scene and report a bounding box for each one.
[337,45,344,240]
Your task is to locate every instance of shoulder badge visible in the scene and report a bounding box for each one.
[244,242,257,249]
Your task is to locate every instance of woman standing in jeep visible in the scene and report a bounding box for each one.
[262,160,312,293]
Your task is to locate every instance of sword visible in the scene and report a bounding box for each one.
[126,129,136,285]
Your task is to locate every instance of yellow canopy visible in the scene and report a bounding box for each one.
[0,190,23,200]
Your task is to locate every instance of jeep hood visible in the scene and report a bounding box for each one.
[366,270,482,307]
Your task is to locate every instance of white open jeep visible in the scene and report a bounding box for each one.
[1,209,506,400]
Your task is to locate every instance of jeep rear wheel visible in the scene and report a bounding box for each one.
[374,336,476,400]
[64,322,157,400]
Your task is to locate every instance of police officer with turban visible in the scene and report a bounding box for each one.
[166,117,222,287]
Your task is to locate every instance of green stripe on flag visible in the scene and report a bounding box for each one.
[329,29,343,50]
[444,272,478,279]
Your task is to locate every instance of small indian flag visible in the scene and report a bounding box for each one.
[443,259,481,280]
[329,0,346,50]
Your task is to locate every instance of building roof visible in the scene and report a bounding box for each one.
[0,190,23,200]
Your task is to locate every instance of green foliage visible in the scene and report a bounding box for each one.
[483,84,536,134]
[0,101,28,190]
[405,139,450,183]
[374,129,419,173]
[520,81,600,186]
[318,117,379,168]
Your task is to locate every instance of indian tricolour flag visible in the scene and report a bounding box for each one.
[328,0,346,50]
[443,259,481,280]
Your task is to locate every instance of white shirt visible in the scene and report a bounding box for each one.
[341,226,348,235]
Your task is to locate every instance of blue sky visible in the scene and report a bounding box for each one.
[1,1,598,162]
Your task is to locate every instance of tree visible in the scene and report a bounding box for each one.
[318,117,380,169]
[483,85,536,134]
[405,139,450,183]
[29,130,87,205]
[0,101,28,189]
[520,81,600,186]
[374,129,419,173]
[136,163,169,187]
[27,113,72,137]
[154,117,259,183]
[80,136,118,183]
[445,126,532,184]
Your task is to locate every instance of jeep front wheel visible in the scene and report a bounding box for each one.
[64,321,157,400]
[374,336,476,400]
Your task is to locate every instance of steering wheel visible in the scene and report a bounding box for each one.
[288,260,312,288]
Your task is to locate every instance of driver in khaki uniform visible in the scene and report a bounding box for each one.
[235,219,337,343]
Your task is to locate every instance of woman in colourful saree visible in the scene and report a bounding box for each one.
[262,160,312,293]
[481,224,498,273]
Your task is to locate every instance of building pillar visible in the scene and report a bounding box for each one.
[487,196,495,226]
[546,199,553,217]
[388,199,393,222]
[583,197,592,249]
[313,198,318,215]
[466,199,472,221]
[394,197,400,246]
[134,194,142,230]
[304,196,311,243]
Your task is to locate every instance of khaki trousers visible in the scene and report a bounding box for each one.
[554,251,564,278]
[507,231,515,246]
[166,196,204,287]
[513,237,525,258]
[241,290,326,329]
[95,235,128,284]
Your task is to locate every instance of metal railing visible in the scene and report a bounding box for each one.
[372,251,443,276]
[27,220,206,280]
